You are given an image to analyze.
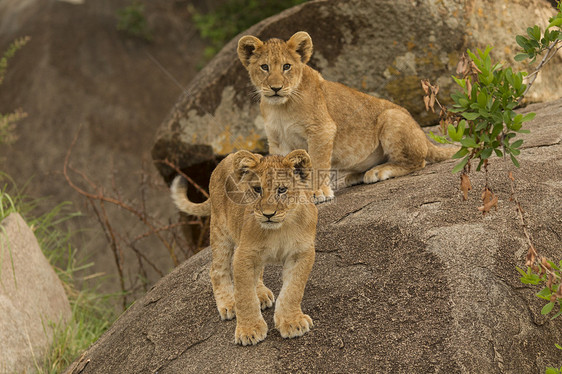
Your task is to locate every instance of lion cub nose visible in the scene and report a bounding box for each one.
[263,212,276,219]
[270,86,282,93]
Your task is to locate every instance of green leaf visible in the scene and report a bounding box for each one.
[551,309,562,320]
[512,139,524,149]
[548,17,562,29]
[536,287,552,300]
[513,74,523,91]
[452,75,466,89]
[452,155,470,173]
[477,91,487,108]
[460,137,479,148]
[429,131,448,144]
[462,112,480,121]
[516,266,528,277]
[516,35,529,49]
[527,25,541,41]
[545,367,559,374]
[452,147,469,159]
[480,147,493,160]
[555,343,562,350]
[514,53,529,62]
[529,39,540,49]
[494,149,503,157]
[522,112,536,122]
[448,123,462,142]
[510,154,520,168]
[476,158,485,171]
[542,302,555,315]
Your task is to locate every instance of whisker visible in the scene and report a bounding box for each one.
[290,89,304,104]
[249,87,262,103]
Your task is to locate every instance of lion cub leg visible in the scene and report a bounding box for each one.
[233,249,268,346]
[257,267,275,310]
[210,228,236,320]
[274,247,315,339]
[361,109,427,185]
[363,162,425,184]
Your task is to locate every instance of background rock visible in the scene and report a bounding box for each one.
[67,99,561,373]
[0,212,71,373]
[152,0,562,183]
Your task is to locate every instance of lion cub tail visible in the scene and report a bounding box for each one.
[170,175,211,217]
[425,140,460,163]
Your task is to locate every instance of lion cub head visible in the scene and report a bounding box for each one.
[231,149,313,229]
[237,31,313,105]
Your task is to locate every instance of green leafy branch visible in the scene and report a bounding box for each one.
[518,254,562,319]
[422,3,562,370]
[515,0,562,99]
[427,46,533,175]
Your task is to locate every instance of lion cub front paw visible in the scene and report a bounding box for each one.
[216,295,236,320]
[275,313,313,338]
[313,185,334,204]
[257,285,275,310]
[234,319,268,346]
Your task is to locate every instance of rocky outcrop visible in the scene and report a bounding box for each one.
[1,213,71,373]
[67,99,562,373]
[152,0,561,182]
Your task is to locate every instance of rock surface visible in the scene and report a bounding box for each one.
[152,0,561,181]
[0,213,71,373]
[67,99,561,373]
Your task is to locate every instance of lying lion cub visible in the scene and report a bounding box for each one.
[238,31,457,202]
[170,149,317,345]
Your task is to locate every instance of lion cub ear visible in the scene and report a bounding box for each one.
[284,149,312,180]
[232,150,262,176]
[237,35,263,68]
[287,31,313,64]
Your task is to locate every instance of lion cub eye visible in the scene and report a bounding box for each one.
[260,64,269,72]
[283,63,291,71]
[253,186,263,194]
[277,186,288,194]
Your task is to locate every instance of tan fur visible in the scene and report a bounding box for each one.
[170,149,318,345]
[238,31,458,202]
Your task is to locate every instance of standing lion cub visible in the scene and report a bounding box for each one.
[170,149,317,345]
[238,31,457,202]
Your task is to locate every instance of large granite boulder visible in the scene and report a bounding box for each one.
[0,213,71,373]
[67,99,561,373]
[152,0,561,182]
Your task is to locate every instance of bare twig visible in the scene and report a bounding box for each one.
[63,128,211,309]
[64,129,180,266]
[154,158,210,199]
[519,40,562,102]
